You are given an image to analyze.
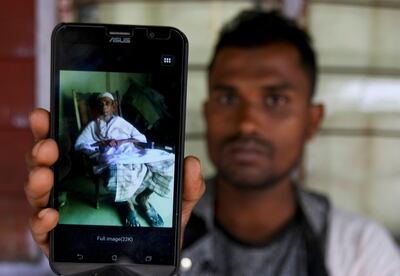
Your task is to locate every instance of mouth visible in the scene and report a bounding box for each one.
[223,140,272,163]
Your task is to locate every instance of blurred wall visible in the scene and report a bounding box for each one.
[306,2,400,238]
[0,1,39,262]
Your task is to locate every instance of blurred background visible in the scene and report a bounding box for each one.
[1,0,399,274]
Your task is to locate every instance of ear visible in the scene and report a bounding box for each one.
[112,100,118,113]
[203,99,210,122]
[306,103,324,141]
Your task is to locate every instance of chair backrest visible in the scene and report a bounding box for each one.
[73,91,121,130]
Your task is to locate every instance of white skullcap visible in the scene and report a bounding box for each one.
[98,92,114,101]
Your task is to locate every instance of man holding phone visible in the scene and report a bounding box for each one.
[26,10,400,276]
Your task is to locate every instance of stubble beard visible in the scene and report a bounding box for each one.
[214,134,302,191]
[217,157,300,191]
[100,111,113,123]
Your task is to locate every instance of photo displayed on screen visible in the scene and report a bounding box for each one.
[57,70,175,228]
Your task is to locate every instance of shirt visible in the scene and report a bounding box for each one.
[180,180,400,276]
[75,115,147,156]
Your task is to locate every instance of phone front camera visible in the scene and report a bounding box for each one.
[148,32,155,39]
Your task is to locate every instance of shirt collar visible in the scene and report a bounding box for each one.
[192,178,330,241]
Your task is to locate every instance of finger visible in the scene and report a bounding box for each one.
[27,139,59,168]
[181,156,205,240]
[30,208,59,257]
[25,167,54,209]
[29,108,50,142]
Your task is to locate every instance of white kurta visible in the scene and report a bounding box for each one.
[75,116,174,202]
[75,115,147,156]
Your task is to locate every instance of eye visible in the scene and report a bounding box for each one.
[265,94,288,108]
[218,92,238,106]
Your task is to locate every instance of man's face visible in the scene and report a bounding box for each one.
[99,97,115,117]
[204,43,323,190]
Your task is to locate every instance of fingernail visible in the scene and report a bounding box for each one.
[38,208,49,219]
[32,140,45,158]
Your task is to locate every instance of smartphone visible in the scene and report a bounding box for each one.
[50,23,188,275]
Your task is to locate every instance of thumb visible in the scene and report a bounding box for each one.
[181,156,206,245]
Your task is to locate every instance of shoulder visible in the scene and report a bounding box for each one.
[328,207,397,250]
[326,207,400,275]
[88,120,97,127]
[112,115,127,123]
[81,120,97,131]
[112,116,133,127]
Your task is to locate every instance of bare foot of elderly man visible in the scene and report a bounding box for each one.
[24,108,205,257]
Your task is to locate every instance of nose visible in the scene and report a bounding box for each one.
[100,102,107,109]
[237,101,260,135]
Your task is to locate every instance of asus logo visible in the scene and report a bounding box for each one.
[109,37,131,43]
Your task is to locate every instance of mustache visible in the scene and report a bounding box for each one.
[221,134,275,156]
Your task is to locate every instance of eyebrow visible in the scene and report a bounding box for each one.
[210,84,237,93]
[212,83,292,92]
[261,83,293,94]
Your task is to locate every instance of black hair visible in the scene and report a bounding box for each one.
[208,10,317,97]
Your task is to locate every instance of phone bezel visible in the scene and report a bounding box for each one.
[49,23,188,275]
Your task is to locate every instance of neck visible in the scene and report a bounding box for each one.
[101,114,113,123]
[215,176,297,244]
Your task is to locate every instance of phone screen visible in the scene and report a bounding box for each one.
[50,24,187,274]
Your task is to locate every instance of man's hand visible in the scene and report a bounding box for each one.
[181,155,206,246]
[91,139,117,148]
[25,108,205,257]
[108,139,118,147]
[25,108,59,256]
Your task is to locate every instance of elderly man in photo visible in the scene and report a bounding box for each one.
[75,92,174,227]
